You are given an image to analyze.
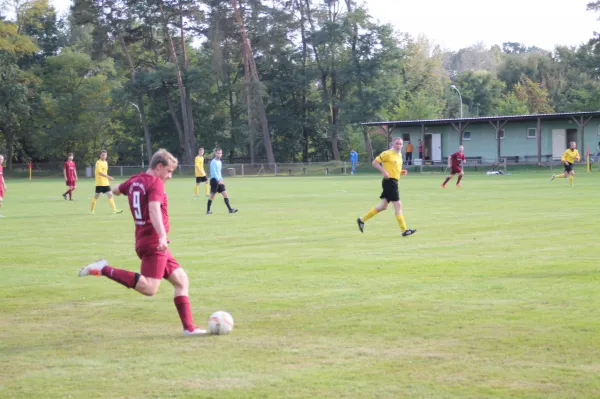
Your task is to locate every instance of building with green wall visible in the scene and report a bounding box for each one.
[362,112,600,164]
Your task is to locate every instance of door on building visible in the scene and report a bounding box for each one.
[552,129,566,159]
[424,133,442,162]
[566,128,578,148]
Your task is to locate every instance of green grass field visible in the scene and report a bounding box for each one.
[1,170,599,398]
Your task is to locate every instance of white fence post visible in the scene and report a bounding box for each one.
[120,166,123,176]
[241,164,244,176]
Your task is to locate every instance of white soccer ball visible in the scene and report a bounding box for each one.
[208,311,234,335]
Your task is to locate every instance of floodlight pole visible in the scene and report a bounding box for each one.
[450,85,463,119]
[129,102,145,168]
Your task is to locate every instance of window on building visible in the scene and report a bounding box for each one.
[462,131,471,141]
[496,129,505,140]
[527,128,537,139]
[403,133,410,142]
[597,124,600,136]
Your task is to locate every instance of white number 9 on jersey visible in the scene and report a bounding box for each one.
[132,191,142,220]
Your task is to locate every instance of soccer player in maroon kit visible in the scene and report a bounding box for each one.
[62,153,78,200]
[78,149,206,336]
[0,154,6,217]
[442,145,466,188]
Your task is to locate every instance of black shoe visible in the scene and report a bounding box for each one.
[402,229,416,237]
[356,218,364,233]
[229,208,238,214]
[62,193,67,200]
[206,211,212,215]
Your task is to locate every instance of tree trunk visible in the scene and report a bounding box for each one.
[295,0,310,162]
[243,56,256,164]
[5,126,14,170]
[232,0,275,164]
[166,94,187,157]
[179,2,197,153]
[158,0,194,164]
[363,128,374,161]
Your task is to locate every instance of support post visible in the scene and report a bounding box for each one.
[537,117,542,165]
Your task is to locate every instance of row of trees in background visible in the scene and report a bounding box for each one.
[1,0,600,169]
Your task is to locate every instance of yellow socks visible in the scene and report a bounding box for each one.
[194,185,199,196]
[108,198,116,211]
[554,174,565,178]
[90,198,97,212]
[569,175,574,186]
[205,183,210,196]
[361,208,378,222]
[396,214,407,232]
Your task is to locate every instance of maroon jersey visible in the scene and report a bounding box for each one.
[64,160,76,181]
[450,152,465,168]
[0,164,3,194]
[118,172,169,250]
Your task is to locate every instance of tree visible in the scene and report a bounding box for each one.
[512,76,554,114]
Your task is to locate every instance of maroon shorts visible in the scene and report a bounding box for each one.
[66,180,76,187]
[0,189,3,199]
[136,245,181,279]
[451,166,463,175]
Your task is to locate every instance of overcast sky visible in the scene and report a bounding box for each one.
[49,0,599,51]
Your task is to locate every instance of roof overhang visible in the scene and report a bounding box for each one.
[360,111,600,127]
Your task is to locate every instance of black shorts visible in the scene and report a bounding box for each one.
[196,176,208,183]
[564,162,573,173]
[380,178,399,202]
[210,178,226,194]
[95,186,111,194]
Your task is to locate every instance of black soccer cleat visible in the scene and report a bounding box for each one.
[206,211,212,215]
[356,218,364,233]
[62,193,67,200]
[402,229,417,237]
[229,208,238,214]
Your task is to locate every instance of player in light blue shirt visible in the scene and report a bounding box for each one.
[207,148,237,214]
[350,149,358,174]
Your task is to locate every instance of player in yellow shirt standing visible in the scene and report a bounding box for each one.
[551,142,580,187]
[90,150,122,214]
[194,147,209,197]
[356,137,416,236]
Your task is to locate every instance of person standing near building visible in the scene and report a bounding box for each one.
[350,149,359,174]
[405,141,414,165]
[418,139,423,159]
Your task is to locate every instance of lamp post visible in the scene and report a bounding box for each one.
[129,102,145,168]
[450,84,463,119]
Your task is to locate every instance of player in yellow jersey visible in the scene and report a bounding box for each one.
[194,148,209,197]
[551,142,580,187]
[90,150,122,214]
[356,137,416,236]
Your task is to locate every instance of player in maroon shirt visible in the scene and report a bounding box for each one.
[0,154,6,217]
[442,145,466,188]
[62,153,78,200]
[78,149,206,336]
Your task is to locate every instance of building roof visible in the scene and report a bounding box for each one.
[361,111,600,127]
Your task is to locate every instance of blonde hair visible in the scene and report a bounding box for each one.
[150,149,178,169]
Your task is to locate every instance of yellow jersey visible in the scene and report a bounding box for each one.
[561,149,580,164]
[375,149,403,180]
[194,156,206,177]
[95,160,109,186]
